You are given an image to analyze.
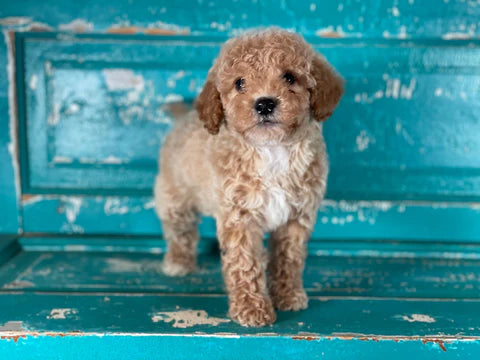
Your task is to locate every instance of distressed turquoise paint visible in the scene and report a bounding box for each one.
[1,294,480,358]
[16,33,480,200]
[0,32,20,233]
[3,244,480,297]
[0,0,480,39]
[2,1,480,357]
[21,196,480,242]
[2,336,480,360]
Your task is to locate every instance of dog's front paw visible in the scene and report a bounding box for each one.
[162,254,196,277]
[229,295,276,327]
[271,287,308,311]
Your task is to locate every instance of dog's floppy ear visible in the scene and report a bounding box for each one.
[195,69,224,135]
[309,54,344,122]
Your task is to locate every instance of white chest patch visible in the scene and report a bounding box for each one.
[257,146,291,231]
[257,145,290,175]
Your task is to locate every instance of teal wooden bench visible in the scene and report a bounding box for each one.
[1,1,480,358]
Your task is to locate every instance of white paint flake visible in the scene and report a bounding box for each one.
[65,102,80,115]
[434,88,443,97]
[315,26,346,38]
[47,308,77,320]
[104,198,130,215]
[391,6,400,17]
[59,19,94,33]
[400,79,416,99]
[143,199,156,210]
[151,310,231,328]
[47,103,60,126]
[0,321,24,331]
[29,74,38,90]
[53,156,74,164]
[64,197,83,223]
[101,155,126,164]
[356,130,375,152]
[163,94,184,104]
[105,258,143,273]
[401,314,436,323]
[4,30,21,202]
[442,32,472,40]
[166,70,186,88]
[0,17,32,26]
[102,69,145,91]
[310,3,316,11]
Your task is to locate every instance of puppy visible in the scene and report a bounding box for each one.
[154,28,343,327]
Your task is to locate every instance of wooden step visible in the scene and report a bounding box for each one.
[1,236,480,358]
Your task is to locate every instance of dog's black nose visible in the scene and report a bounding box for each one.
[255,97,277,116]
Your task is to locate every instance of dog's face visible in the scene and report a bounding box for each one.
[196,29,344,145]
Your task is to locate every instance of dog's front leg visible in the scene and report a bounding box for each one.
[268,218,311,311]
[218,216,276,327]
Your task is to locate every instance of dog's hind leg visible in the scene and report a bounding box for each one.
[154,175,199,276]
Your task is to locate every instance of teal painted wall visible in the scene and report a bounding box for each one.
[0,0,479,240]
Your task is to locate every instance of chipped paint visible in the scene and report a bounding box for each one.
[21,194,47,206]
[64,102,80,115]
[105,258,143,273]
[29,74,38,90]
[143,198,156,210]
[48,103,60,126]
[401,314,436,323]
[47,308,78,320]
[52,156,74,164]
[442,32,472,40]
[151,310,230,328]
[101,156,127,164]
[0,17,32,26]
[58,196,84,233]
[4,31,21,208]
[107,21,189,35]
[3,280,34,289]
[0,321,24,332]
[104,198,130,215]
[356,130,374,152]
[102,69,145,92]
[58,19,94,33]
[315,26,346,38]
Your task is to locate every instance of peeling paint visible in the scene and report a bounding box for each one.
[0,321,24,332]
[64,102,80,115]
[58,19,94,33]
[107,22,189,35]
[315,26,345,38]
[4,31,21,207]
[0,17,32,26]
[151,310,230,328]
[53,156,74,164]
[101,156,127,164]
[104,198,130,215]
[58,196,84,233]
[442,32,472,40]
[104,258,163,273]
[3,280,35,289]
[103,69,145,92]
[48,103,60,126]
[401,314,436,323]
[29,74,38,90]
[21,194,47,206]
[47,308,78,320]
[356,130,375,152]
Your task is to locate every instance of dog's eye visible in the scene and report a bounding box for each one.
[235,78,245,92]
[283,72,296,85]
